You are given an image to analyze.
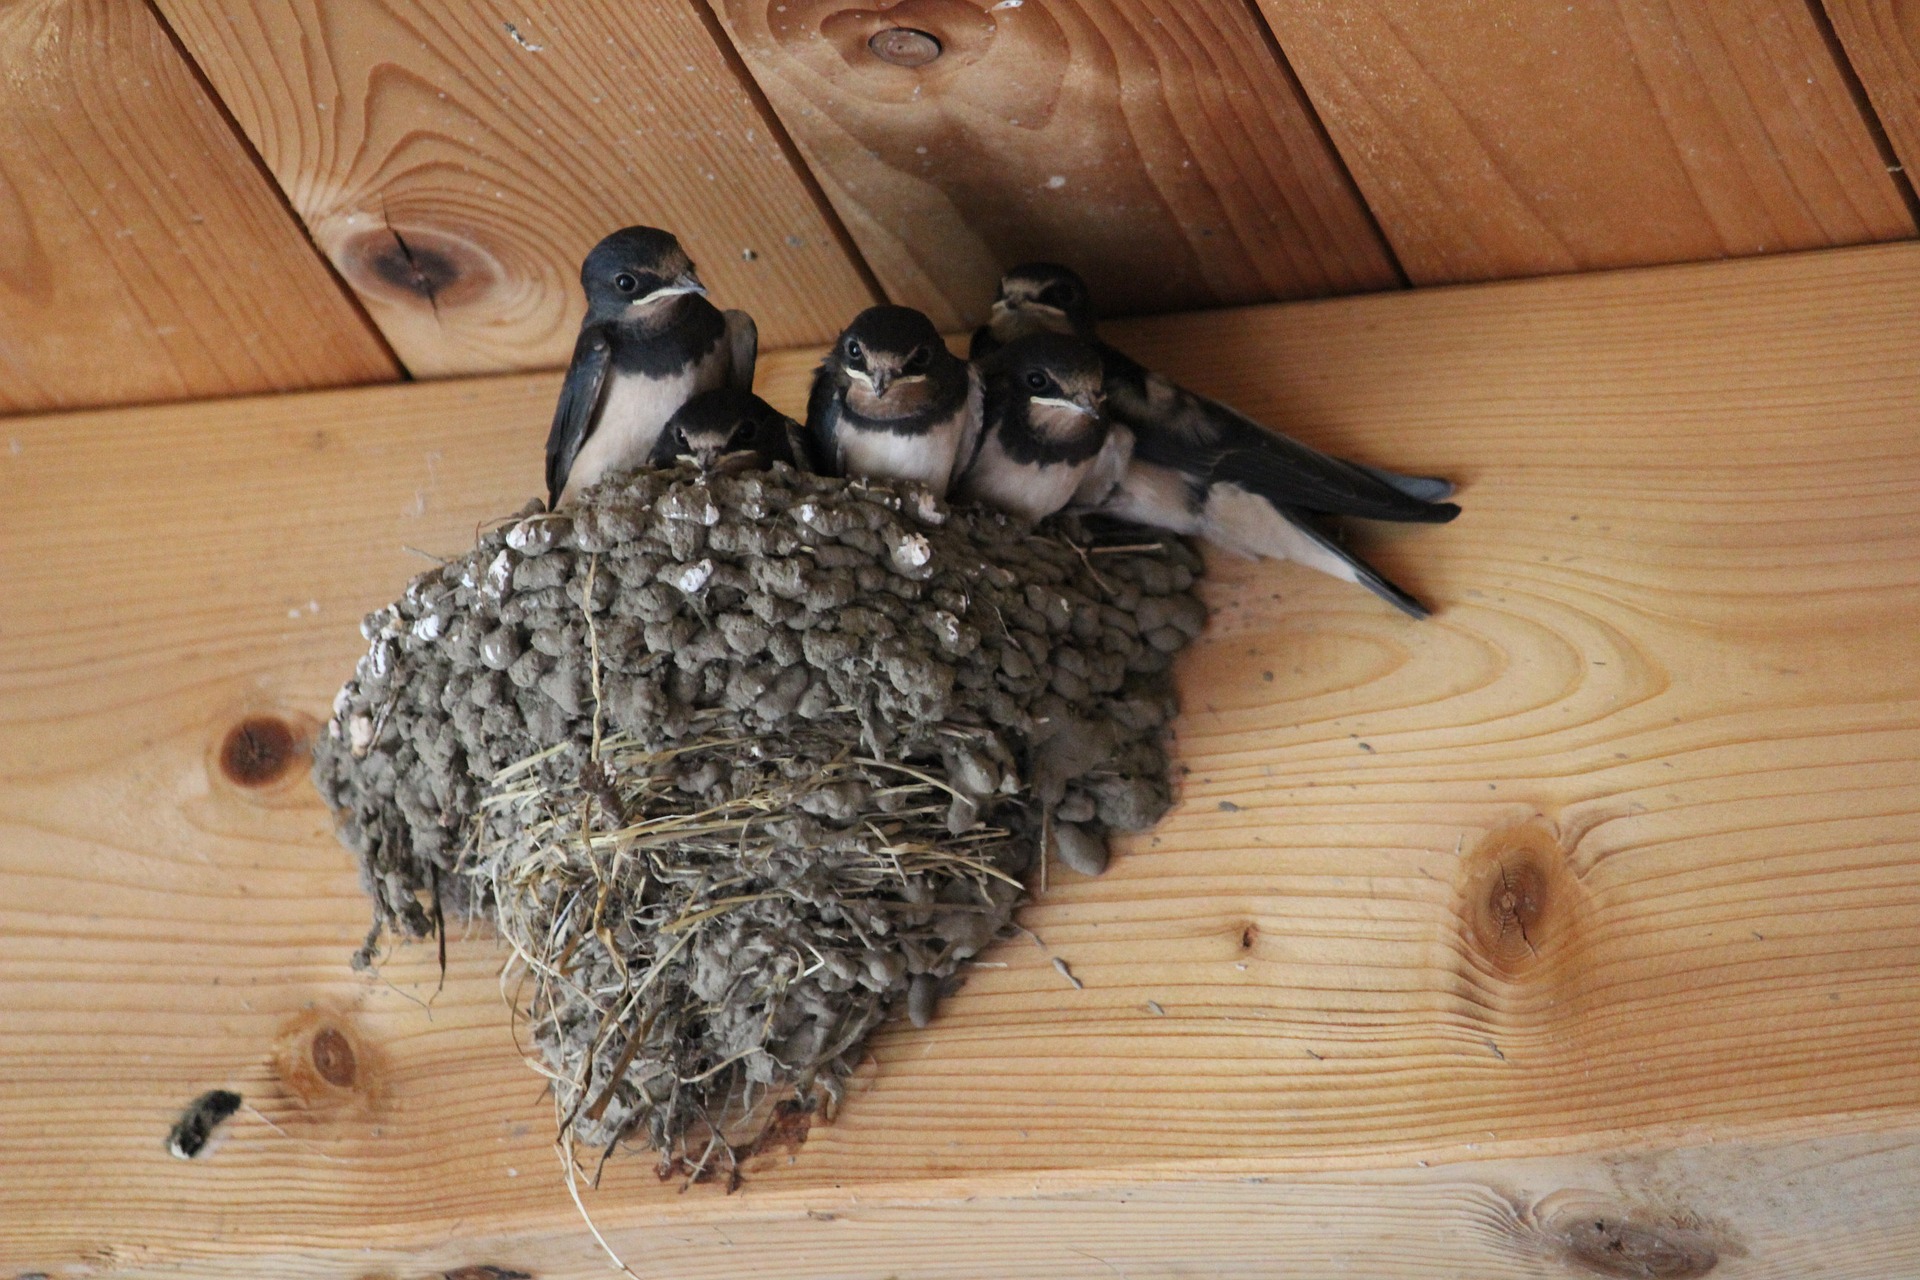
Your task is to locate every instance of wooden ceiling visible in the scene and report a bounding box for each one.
[3,0,1916,417]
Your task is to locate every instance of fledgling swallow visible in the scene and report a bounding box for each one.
[954,333,1126,523]
[649,386,816,475]
[545,226,758,508]
[974,263,1458,617]
[807,305,979,496]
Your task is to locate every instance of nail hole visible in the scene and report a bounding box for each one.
[220,716,298,787]
[869,27,942,67]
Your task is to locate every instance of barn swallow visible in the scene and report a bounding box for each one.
[974,263,1457,616]
[807,305,979,496]
[972,263,1459,507]
[1093,458,1435,617]
[954,333,1126,523]
[546,226,758,507]
[649,386,815,474]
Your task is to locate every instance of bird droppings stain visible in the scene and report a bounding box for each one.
[167,1089,242,1159]
[1559,1215,1719,1278]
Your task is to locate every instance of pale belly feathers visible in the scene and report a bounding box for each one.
[559,341,728,504]
[838,409,968,496]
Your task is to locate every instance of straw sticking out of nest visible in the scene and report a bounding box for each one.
[315,462,1204,1177]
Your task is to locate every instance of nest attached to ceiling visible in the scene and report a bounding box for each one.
[313,462,1204,1181]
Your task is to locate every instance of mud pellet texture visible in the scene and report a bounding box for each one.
[314,464,1202,1177]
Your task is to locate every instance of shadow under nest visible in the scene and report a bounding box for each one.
[314,461,1204,1185]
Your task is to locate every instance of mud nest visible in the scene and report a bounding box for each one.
[315,463,1204,1178]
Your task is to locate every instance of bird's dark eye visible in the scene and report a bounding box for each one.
[1024,370,1049,392]
[1038,283,1072,310]
[846,340,866,369]
[614,272,639,294]
[904,346,930,373]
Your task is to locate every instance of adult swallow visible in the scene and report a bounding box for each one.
[954,333,1126,523]
[545,226,758,507]
[974,263,1458,616]
[649,386,815,474]
[807,305,979,496]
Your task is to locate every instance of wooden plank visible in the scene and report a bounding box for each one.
[11,1131,1920,1278]
[4,242,1920,1275]
[1822,0,1920,181]
[1253,0,1916,284]
[151,0,880,378]
[0,0,399,416]
[708,0,1401,331]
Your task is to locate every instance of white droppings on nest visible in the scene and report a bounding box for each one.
[483,549,514,597]
[891,531,932,569]
[668,558,714,593]
[505,517,557,555]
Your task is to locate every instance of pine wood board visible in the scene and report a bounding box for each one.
[4,243,1919,1275]
[1253,0,1916,285]
[0,0,399,416]
[152,0,880,376]
[1822,0,1920,182]
[707,0,1401,331]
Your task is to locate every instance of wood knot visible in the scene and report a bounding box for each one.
[335,224,498,311]
[219,716,299,787]
[1560,1216,1718,1278]
[273,1010,376,1108]
[1239,922,1257,950]
[868,27,941,65]
[310,1027,357,1088]
[1458,817,1583,980]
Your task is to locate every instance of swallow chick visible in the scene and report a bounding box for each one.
[546,226,758,508]
[975,262,1451,506]
[649,386,815,475]
[807,305,979,496]
[975,263,1459,616]
[954,333,1126,523]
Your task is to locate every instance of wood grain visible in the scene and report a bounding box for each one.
[1254,0,1916,284]
[1822,0,1920,181]
[152,0,880,376]
[709,0,1400,331]
[5,242,1920,1275]
[0,0,398,416]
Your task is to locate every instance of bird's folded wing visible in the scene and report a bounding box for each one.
[545,327,613,508]
[723,309,758,392]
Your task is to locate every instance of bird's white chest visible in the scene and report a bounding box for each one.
[839,411,965,495]
[562,347,726,502]
[959,433,1087,522]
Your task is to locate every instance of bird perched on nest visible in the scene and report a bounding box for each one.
[954,332,1127,523]
[808,305,980,496]
[650,386,816,475]
[546,226,758,508]
[971,263,1459,617]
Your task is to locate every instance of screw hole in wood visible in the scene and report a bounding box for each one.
[868,27,941,66]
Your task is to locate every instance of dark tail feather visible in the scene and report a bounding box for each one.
[1352,559,1433,619]
[1357,463,1455,504]
[1295,515,1433,620]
